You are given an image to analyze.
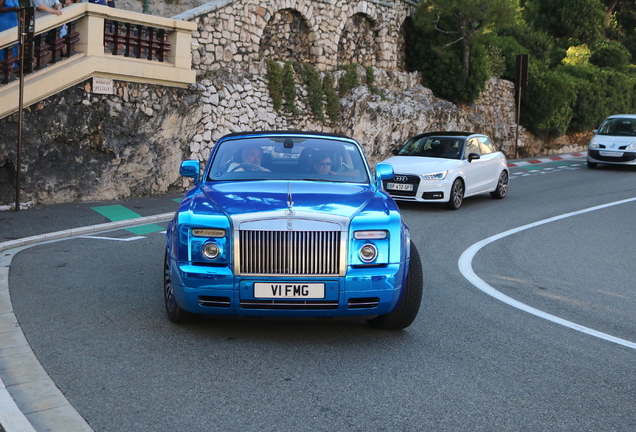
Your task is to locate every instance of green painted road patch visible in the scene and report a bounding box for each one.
[91,205,164,234]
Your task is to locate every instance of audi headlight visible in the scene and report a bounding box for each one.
[202,242,220,260]
[359,244,378,263]
[421,171,447,180]
[589,139,599,149]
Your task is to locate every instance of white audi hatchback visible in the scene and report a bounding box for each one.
[587,114,636,168]
[381,132,509,210]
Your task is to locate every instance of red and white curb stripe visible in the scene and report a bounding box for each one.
[508,152,587,168]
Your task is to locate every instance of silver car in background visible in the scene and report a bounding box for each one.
[587,114,636,168]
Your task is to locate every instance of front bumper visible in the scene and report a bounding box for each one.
[384,178,452,203]
[588,149,636,165]
[168,258,407,317]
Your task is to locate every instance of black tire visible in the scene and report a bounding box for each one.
[587,160,598,169]
[490,170,509,199]
[446,178,464,210]
[164,252,196,323]
[367,242,423,330]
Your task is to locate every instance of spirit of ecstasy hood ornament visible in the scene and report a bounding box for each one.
[287,183,294,215]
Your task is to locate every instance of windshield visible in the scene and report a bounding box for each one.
[206,136,370,183]
[598,118,636,136]
[397,136,464,159]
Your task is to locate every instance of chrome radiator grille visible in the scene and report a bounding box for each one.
[238,230,341,276]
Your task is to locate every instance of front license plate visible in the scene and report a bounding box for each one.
[599,151,623,157]
[387,183,413,191]
[254,282,325,299]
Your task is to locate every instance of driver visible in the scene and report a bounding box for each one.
[228,145,270,172]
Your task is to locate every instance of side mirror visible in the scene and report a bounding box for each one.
[467,153,480,163]
[375,162,394,188]
[180,160,200,185]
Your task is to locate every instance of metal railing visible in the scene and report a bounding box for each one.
[0,3,196,118]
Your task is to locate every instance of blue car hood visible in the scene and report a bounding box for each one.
[199,181,375,218]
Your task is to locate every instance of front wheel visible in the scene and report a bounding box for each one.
[164,252,196,323]
[490,171,509,199]
[446,178,464,210]
[367,242,423,330]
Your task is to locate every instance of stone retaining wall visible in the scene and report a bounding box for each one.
[175,0,414,75]
[0,63,542,206]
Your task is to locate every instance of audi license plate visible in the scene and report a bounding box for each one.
[254,282,325,299]
[387,183,413,191]
[599,151,623,157]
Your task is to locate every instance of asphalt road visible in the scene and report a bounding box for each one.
[4,155,636,431]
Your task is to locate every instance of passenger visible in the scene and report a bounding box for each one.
[311,151,334,175]
[228,145,270,172]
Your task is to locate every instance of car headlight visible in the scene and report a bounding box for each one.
[626,141,636,151]
[421,171,447,180]
[202,242,220,260]
[589,139,599,149]
[359,244,378,263]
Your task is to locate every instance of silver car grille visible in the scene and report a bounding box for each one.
[238,230,342,276]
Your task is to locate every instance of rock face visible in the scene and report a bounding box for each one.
[0,82,203,205]
[0,64,543,206]
[185,63,540,168]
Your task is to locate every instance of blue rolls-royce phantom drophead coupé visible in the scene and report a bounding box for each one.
[165,131,422,329]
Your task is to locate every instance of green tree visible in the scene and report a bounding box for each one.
[520,60,577,138]
[417,0,517,85]
[522,0,605,46]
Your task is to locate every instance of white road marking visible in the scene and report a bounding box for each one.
[0,212,174,432]
[458,197,636,350]
[76,235,146,242]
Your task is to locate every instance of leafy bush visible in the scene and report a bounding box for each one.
[281,63,298,114]
[365,66,382,96]
[590,41,632,70]
[498,24,554,63]
[300,63,325,121]
[562,44,592,66]
[338,64,359,97]
[486,35,528,80]
[520,60,577,138]
[485,45,506,78]
[265,59,283,111]
[323,74,339,123]
[562,64,636,133]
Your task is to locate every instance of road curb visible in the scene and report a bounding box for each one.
[508,151,586,168]
[0,213,174,432]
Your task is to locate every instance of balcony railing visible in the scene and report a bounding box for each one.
[0,3,196,118]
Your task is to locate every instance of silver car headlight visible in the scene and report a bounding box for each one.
[359,244,378,263]
[421,171,447,180]
[589,139,599,149]
[202,242,220,260]
[626,141,636,151]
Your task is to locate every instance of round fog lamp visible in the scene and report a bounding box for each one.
[359,244,378,263]
[202,242,220,260]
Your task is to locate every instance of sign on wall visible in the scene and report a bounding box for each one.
[93,78,114,94]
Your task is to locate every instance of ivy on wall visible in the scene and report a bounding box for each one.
[265,59,377,123]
